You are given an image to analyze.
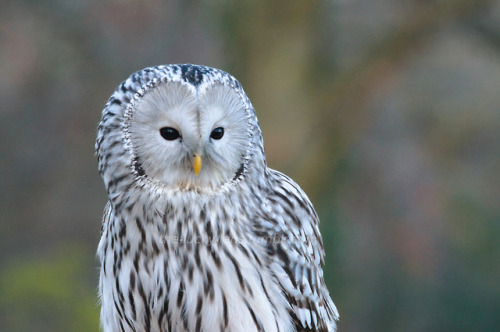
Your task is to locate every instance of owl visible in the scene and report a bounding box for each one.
[96,64,339,332]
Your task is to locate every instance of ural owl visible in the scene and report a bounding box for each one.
[96,64,339,331]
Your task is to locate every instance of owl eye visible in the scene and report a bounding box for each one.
[210,127,224,140]
[159,127,181,141]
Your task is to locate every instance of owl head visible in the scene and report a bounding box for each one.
[96,65,266,194]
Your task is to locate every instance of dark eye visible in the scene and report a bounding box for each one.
[159,127,181,141]
[210,127,224,140]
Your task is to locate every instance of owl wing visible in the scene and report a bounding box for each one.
[100,201,112,237]
[255,169,339,331]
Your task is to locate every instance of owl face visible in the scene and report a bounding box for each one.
[126,80,250,190]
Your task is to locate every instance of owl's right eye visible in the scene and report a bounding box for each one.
[159,127,181,141]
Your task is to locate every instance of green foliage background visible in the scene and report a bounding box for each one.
[1,0,499,331]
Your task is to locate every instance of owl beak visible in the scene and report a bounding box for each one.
[192,153,202,176]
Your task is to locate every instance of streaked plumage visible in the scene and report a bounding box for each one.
[96,64,338,331]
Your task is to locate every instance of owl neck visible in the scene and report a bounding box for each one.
[103,155,268,216]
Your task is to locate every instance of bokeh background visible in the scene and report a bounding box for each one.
[1,0,499,331]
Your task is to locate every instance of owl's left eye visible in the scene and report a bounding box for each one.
[159,127,181,141]
[210,127,224,140]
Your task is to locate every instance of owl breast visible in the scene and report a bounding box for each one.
[98,192,293,332]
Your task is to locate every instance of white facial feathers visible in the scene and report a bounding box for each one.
[127,81,250,189]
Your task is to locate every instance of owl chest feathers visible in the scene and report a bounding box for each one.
[98,190,293,332]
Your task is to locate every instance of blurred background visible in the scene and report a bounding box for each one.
[1,0,499,331]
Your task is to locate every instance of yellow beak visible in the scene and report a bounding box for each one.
[192,153,202,176]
